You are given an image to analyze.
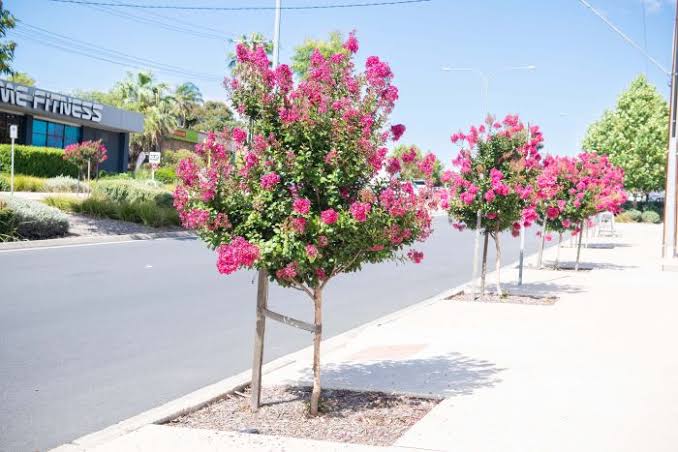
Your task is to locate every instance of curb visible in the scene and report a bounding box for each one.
[0,230,195,252]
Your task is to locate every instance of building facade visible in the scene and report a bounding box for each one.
[0,80,144,173]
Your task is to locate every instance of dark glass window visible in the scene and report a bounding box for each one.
[0,112,26,144]
[30,119,81,148]
[64,125,81,146]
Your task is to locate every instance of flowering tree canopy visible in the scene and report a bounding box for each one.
[536,152,626,234]
[443,114,543,237]
[63,139,108,180]
[174,34,436,414]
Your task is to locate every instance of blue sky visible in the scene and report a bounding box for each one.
[8,0,676,165]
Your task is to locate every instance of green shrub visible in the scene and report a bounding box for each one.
[641,210,661,224]
[0,201,17,240]
[91,179,174,208]
[0,173,47,192]
[0,175,8,191]
[43,195,80,212]
[44,176,89,193]
[46,194,180,228]
[615,211,634,223]
[2,196,69,239]
[162,149,200,168]
[0,145,78,178]
[154,166,176,184]
[626,209,642,222]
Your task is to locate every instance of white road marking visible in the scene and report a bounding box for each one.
[0,238,169,254]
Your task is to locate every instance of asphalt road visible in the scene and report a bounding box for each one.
[0,217,546,451]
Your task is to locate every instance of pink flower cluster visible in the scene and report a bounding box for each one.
[216,237,260,275]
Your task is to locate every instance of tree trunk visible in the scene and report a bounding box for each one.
[494,229,502,296]
[575,221,584,271]
[310,287,323,416]
[480,230,489,296]
[537,222,547,268]
[555,232,563,269]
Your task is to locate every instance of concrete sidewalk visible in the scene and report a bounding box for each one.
[54,223,678,451]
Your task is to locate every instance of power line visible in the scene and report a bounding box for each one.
[47,0,432,11]
[85,4,233,41]
[13,22,223,82]
[576,0,670,75]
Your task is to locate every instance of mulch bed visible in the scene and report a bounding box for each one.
[447,291,557,305]
[167,385,440,446]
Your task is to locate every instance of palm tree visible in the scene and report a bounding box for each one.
[115,71,178,165]
[174,82,203,128]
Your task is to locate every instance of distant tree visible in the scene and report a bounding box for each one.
[291,31,348,78]
[187,100,235,132]
[392,144,443,185]
[72,89,125,107]
[173,82,203,128]
[0,1,15,76]
[582,75,669,201]
[8,72,34,86]
[227,32,273,70]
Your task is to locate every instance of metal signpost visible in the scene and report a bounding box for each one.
[9,124,17,196]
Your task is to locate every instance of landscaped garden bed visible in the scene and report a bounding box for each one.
[447,290,557,305]
[167,385,440,446]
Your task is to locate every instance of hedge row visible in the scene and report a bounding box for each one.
[1,196,69,239]
[0,145,78,178]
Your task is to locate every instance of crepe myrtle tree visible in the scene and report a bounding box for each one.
[174,34,436,415]
[63,139,108,181]
[442,115,544,295]
[536,152,626,268]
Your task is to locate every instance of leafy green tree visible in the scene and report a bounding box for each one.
[0,1,15,76]
[291,31,347,78]
[187,100,235,131]
[392,144,443,184]
[8,72,34,86]
[174,82,203,127]
[227,32,272,70]
[582,75,669,200]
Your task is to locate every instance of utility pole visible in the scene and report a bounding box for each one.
[272,0,282,68]
[662,1,678,262]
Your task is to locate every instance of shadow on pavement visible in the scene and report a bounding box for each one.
[299,353,504,398]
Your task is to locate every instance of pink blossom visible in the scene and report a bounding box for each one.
[370,244,385,251]
[484,190,496,202]
[317,235,329,247]
[321,209,339,225]
[306,244,319,261]
[407,249,424,264]
[386,157,402,174]
[181,208,211,230]
[176,158,200,187]
[452,222,466,231]
[546,206,560,220]
[344,32,359,53]
[291,217,306,234]
[260,172,280,190]
[349,201,371,222]
[390,124,406,141]
[293,198,311,215]
[276,263,298,281]
[216,237,260,275]
[232,127,247,144]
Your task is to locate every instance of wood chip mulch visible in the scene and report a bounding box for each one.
[167,385,440,446]
[447,292,557,305]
